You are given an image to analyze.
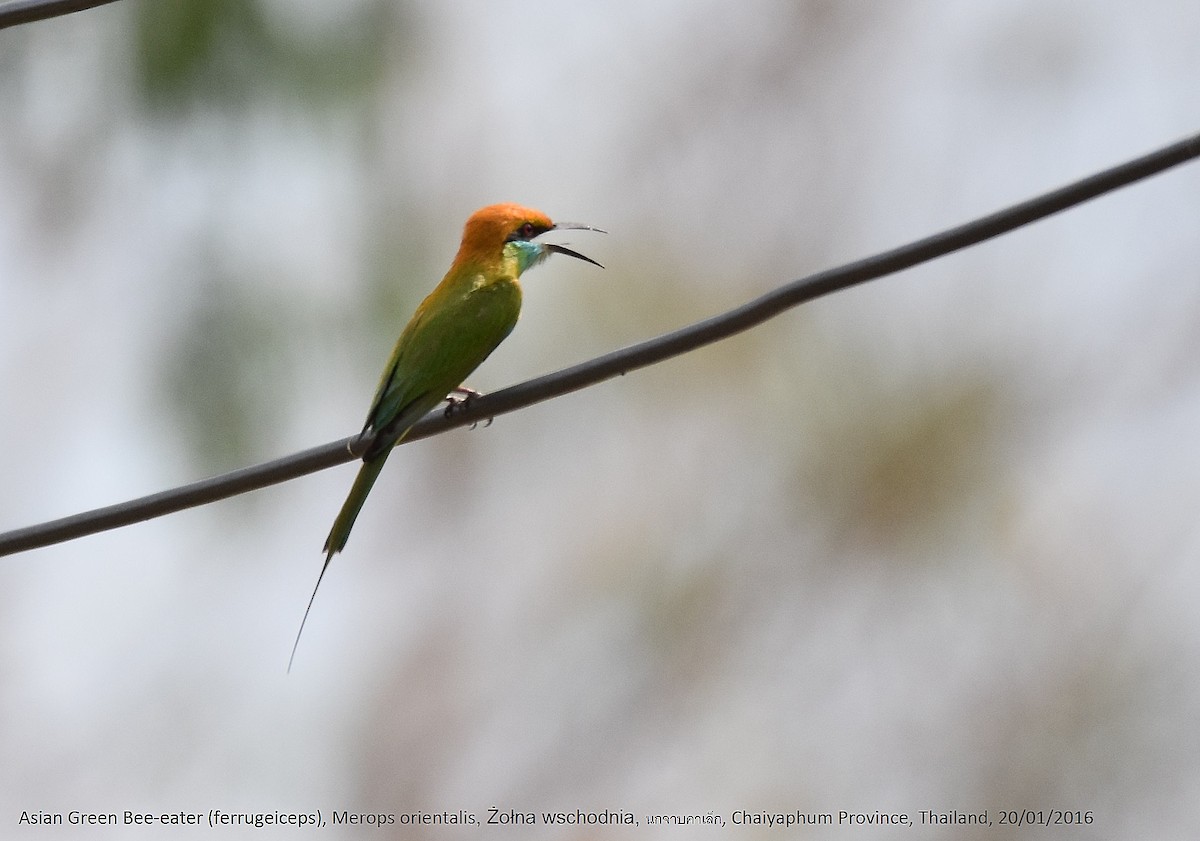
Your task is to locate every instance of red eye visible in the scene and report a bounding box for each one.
[521,222,535,239]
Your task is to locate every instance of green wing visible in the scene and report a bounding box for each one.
[321,274,521,560]
[365,275,522,456]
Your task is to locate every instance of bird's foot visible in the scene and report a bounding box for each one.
[444,387,493,429]
[443,386,481,416]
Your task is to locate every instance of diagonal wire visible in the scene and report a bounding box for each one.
[0,0,122,29]
[2,130,1199,557]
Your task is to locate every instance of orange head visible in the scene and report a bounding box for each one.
[452,203,604,274]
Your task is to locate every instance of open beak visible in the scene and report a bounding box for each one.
[544,243,604,268]
[541,222,606,268]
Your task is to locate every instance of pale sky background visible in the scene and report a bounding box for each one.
[2,1,1200,838]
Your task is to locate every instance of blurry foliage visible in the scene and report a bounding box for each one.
[808,375,1003,553]
[158,271,303,471]
[361,215,439,338]
[132,0,402,112]
[129,0,414,467]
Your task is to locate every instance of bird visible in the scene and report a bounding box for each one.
[288,203,604,670]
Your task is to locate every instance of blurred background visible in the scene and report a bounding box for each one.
[2,0,1200,837]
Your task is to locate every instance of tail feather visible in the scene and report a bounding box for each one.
[288,452,391,672]
[323,452,390,556]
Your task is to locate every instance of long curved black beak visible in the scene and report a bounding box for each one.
[541,222,606,268]
[544,243,604,268]
[553,222,606,234]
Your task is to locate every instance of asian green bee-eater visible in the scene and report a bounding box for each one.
[289,203,603,670]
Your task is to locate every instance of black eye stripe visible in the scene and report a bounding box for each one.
[507,221,548,242]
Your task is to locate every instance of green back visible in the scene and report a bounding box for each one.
[364,272,522,453]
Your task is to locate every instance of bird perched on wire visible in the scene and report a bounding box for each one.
[289,203,604,670]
